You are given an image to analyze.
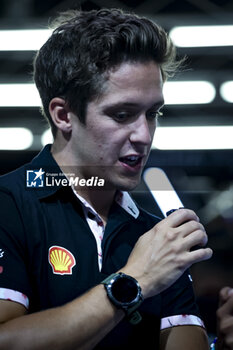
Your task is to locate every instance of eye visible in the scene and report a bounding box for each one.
[146,110,163,120]
[113,111,132,122]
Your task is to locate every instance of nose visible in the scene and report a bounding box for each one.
[129,114,155,146]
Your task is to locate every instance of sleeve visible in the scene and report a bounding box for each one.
[160,270,205,330]
[0,188,31,309]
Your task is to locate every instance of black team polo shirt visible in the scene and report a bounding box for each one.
[0,145,201,349]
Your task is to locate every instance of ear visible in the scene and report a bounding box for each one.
[49,97,72,133]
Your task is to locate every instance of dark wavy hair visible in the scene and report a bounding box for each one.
[33,8,180,136]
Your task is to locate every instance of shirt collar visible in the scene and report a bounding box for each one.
[74,190,139,220]
[115,191,139,218]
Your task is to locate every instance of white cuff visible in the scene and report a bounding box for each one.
[0,287,29,309]
[161,314,205,330]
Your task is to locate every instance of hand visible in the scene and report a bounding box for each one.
[217,287,233,350]
[122,208,212,298]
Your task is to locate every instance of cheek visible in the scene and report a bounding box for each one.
[91,126,125,147]
[150,124,156,140]
[86,120,129,157]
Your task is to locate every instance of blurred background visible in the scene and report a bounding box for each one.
[0,0,233,338]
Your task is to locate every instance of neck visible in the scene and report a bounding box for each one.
[51,141,116,222]
[76,188,115,225]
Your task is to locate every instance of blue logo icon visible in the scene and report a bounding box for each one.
[26,168,45,188]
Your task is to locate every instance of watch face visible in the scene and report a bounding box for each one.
[111,276,139,303]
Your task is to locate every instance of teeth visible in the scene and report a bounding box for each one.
[125,156,139,161]
[120,155,141,166]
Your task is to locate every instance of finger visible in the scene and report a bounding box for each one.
[218,296,233,318]
[180,220,205,238]
[164,208,200,228]
[187,247,213,265]
[220,287,233,305]
[184,229,208,250]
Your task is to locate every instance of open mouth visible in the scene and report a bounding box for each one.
[119,155,142,167]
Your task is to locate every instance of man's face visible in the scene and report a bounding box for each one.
[69,61,164,191]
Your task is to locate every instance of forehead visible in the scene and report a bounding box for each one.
[96,61,164,107]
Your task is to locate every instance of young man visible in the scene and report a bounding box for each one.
[0,9,212,349]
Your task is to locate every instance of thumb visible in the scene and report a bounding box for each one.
[219,287,233,307]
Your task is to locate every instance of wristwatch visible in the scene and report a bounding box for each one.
[101,272,143,325]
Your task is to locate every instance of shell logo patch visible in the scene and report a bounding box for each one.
[49,246,76,275]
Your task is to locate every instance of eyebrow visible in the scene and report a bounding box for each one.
[102,100,165,111]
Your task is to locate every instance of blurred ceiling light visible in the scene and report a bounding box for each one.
[170,25,233,47]
[0,81,215,107]
[199,184,233,224]
[0,84,41,107]
[220,81,233,103]
[153,126,233,150]
[0,128,33,150]
[0,29,52,51]
[1,26,232,50]
[164,81,216,104]
[41,129,53,146]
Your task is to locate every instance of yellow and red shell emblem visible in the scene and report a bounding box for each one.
[49,246,76,275]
